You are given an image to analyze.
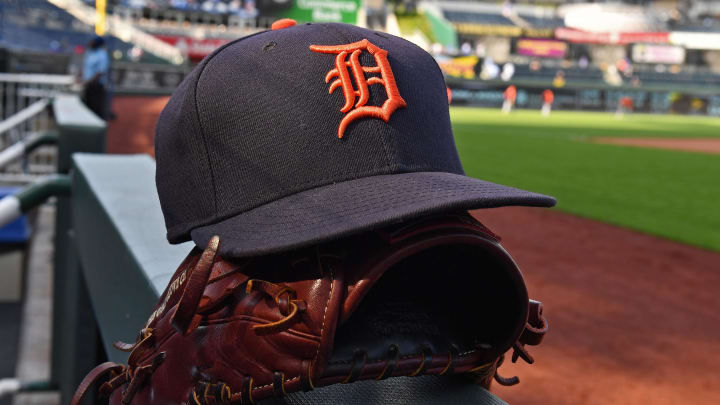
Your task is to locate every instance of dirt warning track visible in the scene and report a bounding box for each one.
[594,137,720,154]
[110,96,720,404]
[475,207,720,405]
[107,95,169,156]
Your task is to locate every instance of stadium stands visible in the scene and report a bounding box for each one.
[519,15,565,30]
[443,10,514,26]
[104,0,258,16]
[0,0,165,64]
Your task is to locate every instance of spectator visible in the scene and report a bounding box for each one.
[604,65,623,86]
[81,36,110,120]
[229,0,241,13]
[480,56,499,80]
[238,0,258,19]
[578,55,589,69]
[501,62,515,82]
[552,70,566,88]
[529,58,541,72]
[171,0,188,9]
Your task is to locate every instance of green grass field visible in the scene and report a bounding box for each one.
[451,108,720,251]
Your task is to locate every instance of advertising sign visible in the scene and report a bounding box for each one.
[436,55,479,79]
[517,39,567,58]
[555,28,669,45]
[154,35,231,61]
[632,44,685,64]
[278,0,360,24]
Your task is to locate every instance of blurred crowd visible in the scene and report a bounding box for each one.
[83,0,259,16]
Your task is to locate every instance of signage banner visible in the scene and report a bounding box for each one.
[278,0,360,24]
[454,24,553,38]
[454,23,522,37]
[632,44,685,64]
[555,28,669,45]
[669,32,720,50]
[153,35,230,60]
[517,38,567,58]
[436,55,479,79]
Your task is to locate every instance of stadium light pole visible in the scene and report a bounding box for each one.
[96,0,107,36]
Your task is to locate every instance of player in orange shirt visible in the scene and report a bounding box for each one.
[616,96,634,118]
[541,89,554,117]
[502,85,517,114]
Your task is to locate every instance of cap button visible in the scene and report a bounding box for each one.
[271,19,297,30]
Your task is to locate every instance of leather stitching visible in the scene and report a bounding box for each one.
[313,265,335,364]
[253,376,299,391]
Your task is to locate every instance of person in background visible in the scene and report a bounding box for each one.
[81,36,110,119]
[552,70,566,88]
[617,96,634,118]
[238,0,258,19]
[501,61,515,82]
[502,85,517,114]
[480,56,499,80]
[578,55,589,69]
[541,89,554,117]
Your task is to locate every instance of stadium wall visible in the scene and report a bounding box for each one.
[446,78,720,116]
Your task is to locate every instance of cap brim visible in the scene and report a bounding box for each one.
[190,172,556,258]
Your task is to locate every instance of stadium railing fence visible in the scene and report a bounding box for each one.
[0,73,77,183]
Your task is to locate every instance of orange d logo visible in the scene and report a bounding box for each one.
[310,39,407,138]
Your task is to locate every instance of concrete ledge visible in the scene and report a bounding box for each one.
[71,153,191,362]
[68,153,507,404]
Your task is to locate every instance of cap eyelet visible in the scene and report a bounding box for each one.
[263,42,277,52]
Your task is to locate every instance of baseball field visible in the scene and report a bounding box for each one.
[452,108,720,252]
[109,98,720,404]
[451,108,720,404]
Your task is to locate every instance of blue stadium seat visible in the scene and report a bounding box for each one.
[443,11,515,26]
[0,0,162,63]
[520,15,565,29]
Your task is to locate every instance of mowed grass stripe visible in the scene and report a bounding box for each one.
[451,107,720,251]
[451,108,720,139]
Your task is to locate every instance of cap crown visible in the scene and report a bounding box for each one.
[156,23,463,243]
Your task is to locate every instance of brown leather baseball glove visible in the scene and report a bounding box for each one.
[72,213,547,404]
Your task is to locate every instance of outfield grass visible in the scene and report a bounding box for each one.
[451,108,720,251]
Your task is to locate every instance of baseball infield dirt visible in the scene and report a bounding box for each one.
[109,96,720,404]
[594,137,720,154]
[474,207,720,405]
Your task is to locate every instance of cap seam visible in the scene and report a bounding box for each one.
[192,31,269,220]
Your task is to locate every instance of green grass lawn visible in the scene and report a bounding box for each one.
[451,107,720,251]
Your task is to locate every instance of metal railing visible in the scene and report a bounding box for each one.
[110,5,274,38]
[47,0,186,65]
[0,92,106,403]
[0,73,75,183]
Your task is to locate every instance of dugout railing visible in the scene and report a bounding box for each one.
[0,73,76,183]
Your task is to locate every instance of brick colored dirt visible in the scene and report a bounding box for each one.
[594,137,720,154]
[474,207,720,405]
[110,96,720,404]
[107,96,170,156]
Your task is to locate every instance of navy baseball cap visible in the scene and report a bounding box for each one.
[155,21,555,258]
